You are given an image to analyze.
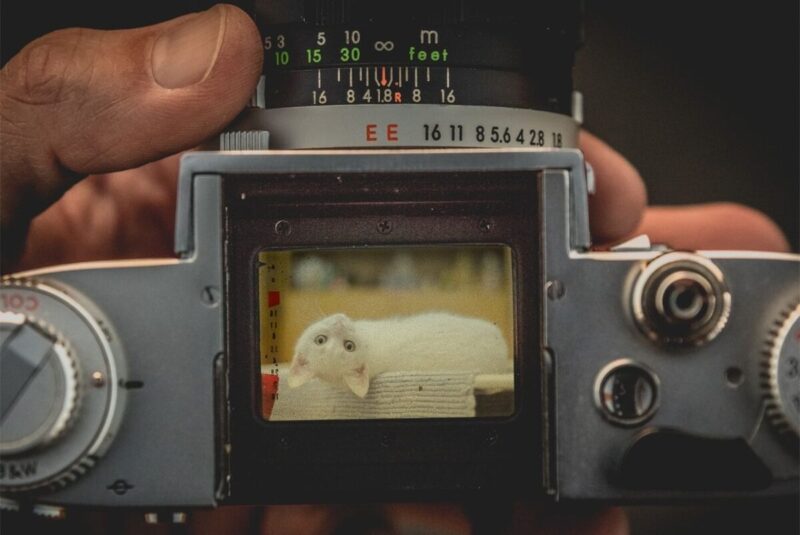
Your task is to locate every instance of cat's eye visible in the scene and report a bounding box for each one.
[343,340,356,352]
[314,335,327,345]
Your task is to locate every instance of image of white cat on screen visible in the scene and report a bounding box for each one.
[286,312,511,398]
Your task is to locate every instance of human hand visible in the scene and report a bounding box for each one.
[1,4,263,272]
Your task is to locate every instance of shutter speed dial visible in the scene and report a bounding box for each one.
[0,280,126,493]
[0,312,80,456]
[763,304,800,439]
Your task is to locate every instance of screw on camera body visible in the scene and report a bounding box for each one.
[546,280,566,300]
[380,432,395,448]
[274,220,292,236]
[201,286,220,307]
[91,372,105,388]
[377,220,393,234]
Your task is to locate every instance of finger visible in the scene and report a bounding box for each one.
[580,130,648,243]
[535,506,629,535]
[187,506,261,535]
[261,505,393,535]
[546,507,629,535]
[17,154,181,271]
[0,4,262,267]
[511,504,629,535]
[387,504,470,533]
[636,203,790,252]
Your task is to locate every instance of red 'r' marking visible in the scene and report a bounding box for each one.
[268,291,281,308]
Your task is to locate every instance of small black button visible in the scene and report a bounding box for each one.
[595,360,659,426]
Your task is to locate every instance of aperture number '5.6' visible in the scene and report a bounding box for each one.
[423,124,564,147]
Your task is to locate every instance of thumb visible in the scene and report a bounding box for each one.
[0,4,262,264]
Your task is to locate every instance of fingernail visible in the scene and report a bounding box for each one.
[152,6,225,89]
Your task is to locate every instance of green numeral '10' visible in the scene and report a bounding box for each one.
[274,51,290,65]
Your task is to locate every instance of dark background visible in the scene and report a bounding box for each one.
[1,1,798,534]
[577,0,799,251]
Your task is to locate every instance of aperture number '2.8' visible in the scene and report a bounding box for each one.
[423,124,564,147]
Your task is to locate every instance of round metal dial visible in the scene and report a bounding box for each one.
[763,304,800,437]
[594,359,660,426]
[0,313,79,456]
[630,253,731,347]
[0,279,126,493]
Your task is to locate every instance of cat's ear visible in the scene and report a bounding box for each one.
[343,364,369,398]
[287,355,313,388]
[330,313,351,325]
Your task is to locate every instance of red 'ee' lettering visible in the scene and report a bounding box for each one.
[365,124,400,142]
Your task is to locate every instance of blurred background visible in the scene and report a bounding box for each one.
[577,0,798,251]
[1,0,797,533]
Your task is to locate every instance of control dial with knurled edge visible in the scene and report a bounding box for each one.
[0,279,126,494]
[763,304,800,439]
[0,312,80,456]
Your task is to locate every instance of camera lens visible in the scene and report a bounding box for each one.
[631,253,731,347]
[248,0,582,149]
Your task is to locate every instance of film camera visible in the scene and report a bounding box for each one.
[1,0,798,518]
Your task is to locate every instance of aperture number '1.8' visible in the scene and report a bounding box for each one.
[423,124,563,147]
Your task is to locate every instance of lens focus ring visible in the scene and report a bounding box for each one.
[253,0,581,115]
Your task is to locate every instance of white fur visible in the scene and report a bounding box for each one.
[287,312,510,397]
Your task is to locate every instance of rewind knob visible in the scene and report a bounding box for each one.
[0,279,126,493]
[0,312,80,456]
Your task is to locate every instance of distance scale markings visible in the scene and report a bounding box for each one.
[261,26,535,71]
[260,105,578,149]
[258,252,290,418]
[266,67,565,111]
[261,24,574,114]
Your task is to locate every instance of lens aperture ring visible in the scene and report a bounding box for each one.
[258,104,577,149]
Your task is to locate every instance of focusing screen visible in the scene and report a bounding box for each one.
[258,247,514,421]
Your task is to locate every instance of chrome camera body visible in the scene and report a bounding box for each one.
[1,149,798,514]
